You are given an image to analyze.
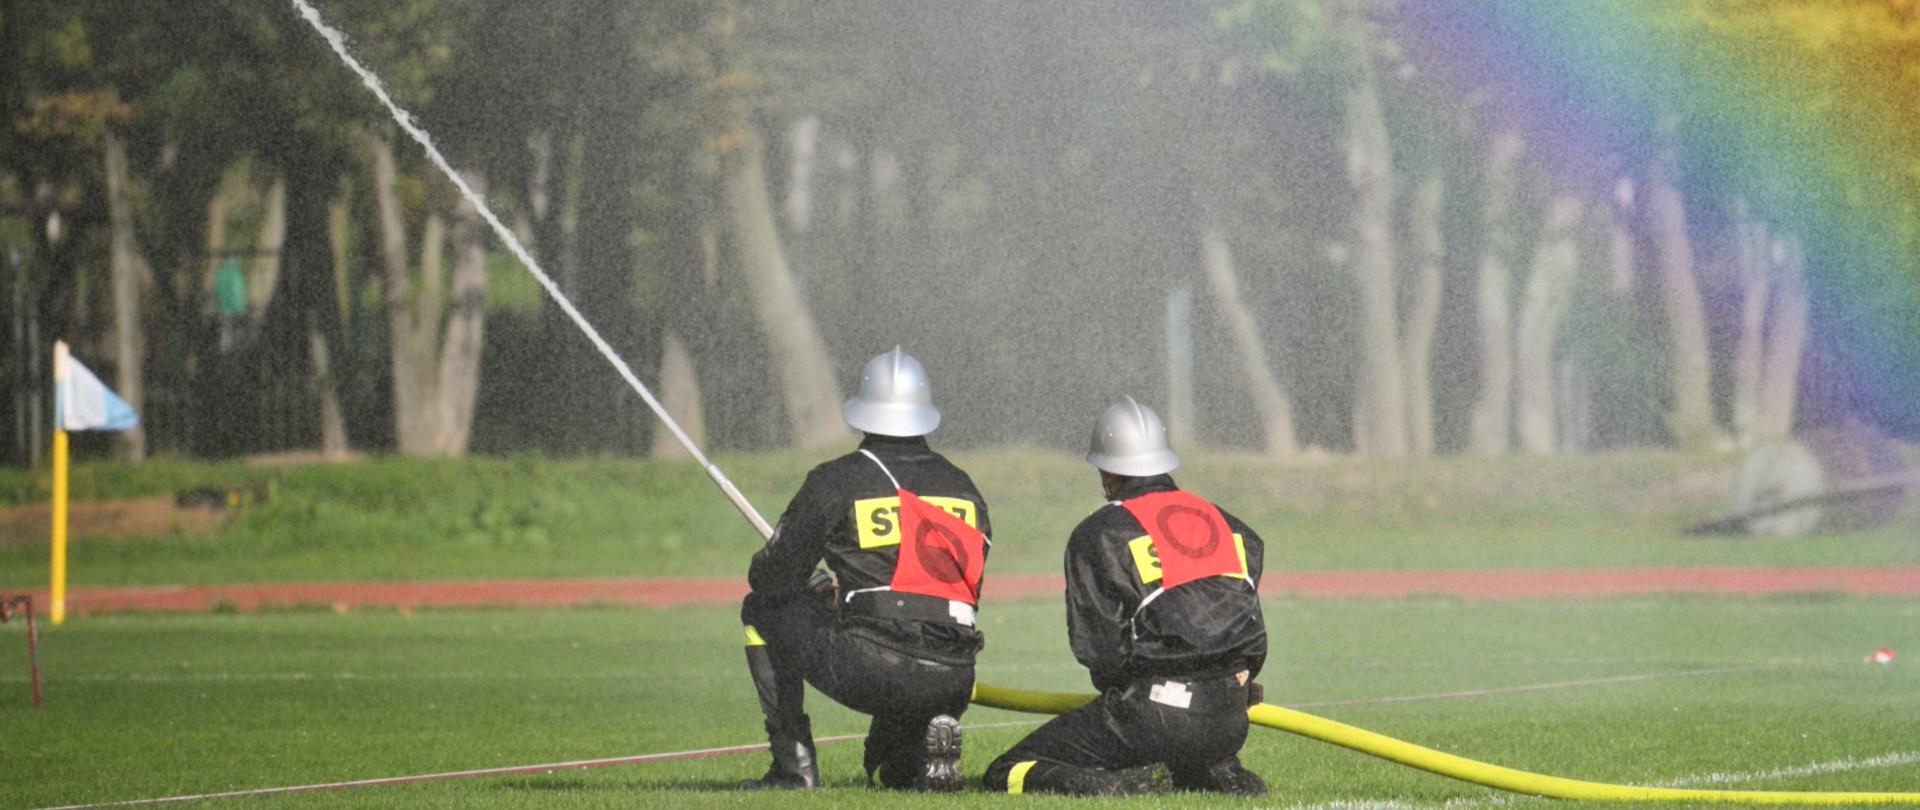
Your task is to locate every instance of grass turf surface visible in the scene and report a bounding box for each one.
[3,449,1918,588]
[4,596,1917,808]
[3,450,1916,807]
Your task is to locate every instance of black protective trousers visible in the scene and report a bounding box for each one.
[982,670,1250,795]
[741,591,973,787]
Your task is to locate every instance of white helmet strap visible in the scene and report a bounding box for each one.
[858,449,903,490]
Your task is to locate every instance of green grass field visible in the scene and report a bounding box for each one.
[4,596,1917,808]
[4,448,1918,588]
[2,450,1916,807]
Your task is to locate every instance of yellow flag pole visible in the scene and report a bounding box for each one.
[51,340,68,625]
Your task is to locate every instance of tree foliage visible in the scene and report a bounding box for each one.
[5,1,1917,465]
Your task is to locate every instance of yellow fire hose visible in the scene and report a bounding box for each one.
[971,682,1920,804]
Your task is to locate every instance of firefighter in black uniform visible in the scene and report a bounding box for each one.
[984,396,1269,796]
[738,347,991,791]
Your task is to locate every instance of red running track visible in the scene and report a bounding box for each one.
[12,568,1920,616]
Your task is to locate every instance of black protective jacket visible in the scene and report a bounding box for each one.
[1065,475,1267,692]
[747,434,991,662]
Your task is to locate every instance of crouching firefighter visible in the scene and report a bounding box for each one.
[739,347,991,791]
[985,396,1270,796]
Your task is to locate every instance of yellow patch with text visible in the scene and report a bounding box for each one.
[853,496,979,549]
[1127,534,1247,585]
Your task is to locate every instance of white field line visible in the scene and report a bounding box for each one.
[1290,666,1766,708]
[29,666,1764,808]
[33,721,1049,810]
[31,735,867,810]
[1655,751,1920,788]
[1269,752,1920,810]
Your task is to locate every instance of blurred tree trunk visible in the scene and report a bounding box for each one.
[1647,117,1721,448]
[145,137,225,456]
[204,182,230,305]
[529,127,587,451]
[1757,235,1808,440]
[1729,198,1769,447]
[721,125,848,449]
[277,158,350,460]
[1164,286,1196,450]
[247,176,286,318]
[1512,195,1585,454]
[1728,207,1809,445]
[650,332,705,459]
[511,131,551,250]
[103,129,147,462]
[370,133,435,455]
[367,132,489,457]
[1600,179,1636,297]
[1402,172,1445,458]
[785,114,820,234]
[524,129,566,297]
[433,180,487,456]
[653,142,713,460]
[1344,62,1407,458]
[528,0,647,456]
[203,176,235,372]
[1199,213,1297,458]
[307,313,347,456]
[708,0,848,450]
[572,87,646,455]
[526,129,572,270]
[1468,131,1524,456]
[317,188,353,456]
[170,167,249,454]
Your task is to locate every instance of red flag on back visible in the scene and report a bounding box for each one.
[1121,490,1241,589]
[889,488,987,605]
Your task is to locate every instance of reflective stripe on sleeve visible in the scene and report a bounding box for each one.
[743,625,766,647]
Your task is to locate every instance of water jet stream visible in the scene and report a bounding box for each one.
[290,0,769,538]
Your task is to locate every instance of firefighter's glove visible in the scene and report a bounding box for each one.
[806,569,839,611]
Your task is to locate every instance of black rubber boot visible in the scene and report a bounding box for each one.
[1172,755,1267,795]
[738,637,819,789]
[739,718,819,790]
[1006,761,1167,796]
[920,714,964,792]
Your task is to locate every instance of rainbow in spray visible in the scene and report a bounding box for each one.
[1391,0,1920,435]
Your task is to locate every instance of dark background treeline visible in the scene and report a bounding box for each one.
[3,0,1916,466]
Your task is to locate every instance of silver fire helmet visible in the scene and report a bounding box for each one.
[842,346,942,437]
[1085,396,1180,477]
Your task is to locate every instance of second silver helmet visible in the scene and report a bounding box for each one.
[842,346,941,437]
[1085,396,1180,477]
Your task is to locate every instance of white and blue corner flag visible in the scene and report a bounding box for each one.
[60,351,140,432]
